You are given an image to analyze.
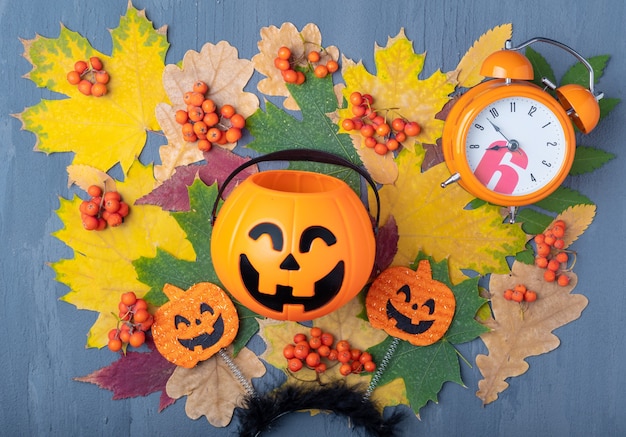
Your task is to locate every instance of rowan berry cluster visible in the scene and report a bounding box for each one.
[283,327,376,376]
[79,185,130,231]
[273,45,339,84]
[534,220,572,286]
[341,91,422,155]
[66,57,110,97]
[107,292,154,352]
[503,283,537,303]
[175,80,246,152]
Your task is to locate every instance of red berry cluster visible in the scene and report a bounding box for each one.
[283,327,376,376]
[79,185,130,231]
[107,292,153,352]
[534,220,572,286]
[341,91,421,155]
[503,283,537,303]
[174,80,245,152]
[66,57,110,97]
[273,45,339,84]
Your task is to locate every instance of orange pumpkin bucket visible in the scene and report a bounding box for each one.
[210,149,379,321]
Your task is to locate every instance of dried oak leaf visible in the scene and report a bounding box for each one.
[550,204,597,249]
[166,346,265,427]
[66,164,117,193]
[252,22,339,111]
[18,3,168,175]
[476,261,588,405]
[154,41,259,183]
[75,339,176,412]
[337,29,457,184]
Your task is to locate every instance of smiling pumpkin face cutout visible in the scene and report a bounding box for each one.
[152,282,239,368]
[366,261,456,346]
[211,170,376,321]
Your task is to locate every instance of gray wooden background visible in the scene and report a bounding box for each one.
[1,0,625,435]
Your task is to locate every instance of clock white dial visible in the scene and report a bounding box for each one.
[464,96,568,196]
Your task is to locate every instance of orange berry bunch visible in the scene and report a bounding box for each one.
[534,220,572,286]
[503,283,538,303]
[79,184,130,231]
[273,45,339,84]
[107,292,154,352]
[341,91,421,155]
[66,57,110,97]
[175,80,246,152]
[282,327,376,376]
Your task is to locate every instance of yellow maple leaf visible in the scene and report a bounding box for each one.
[455,24,513,88]
[477,261,587,404]
[252,22,339,111]
[369,148,527,283]
[153,41,259,183]
[337,29,457,183]
[17,3,168,174]
[53,161,195,347]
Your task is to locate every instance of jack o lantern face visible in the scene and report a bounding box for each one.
[210,169,377,321]
[366,261,456,346]
[239,222,345,313]
[152,282,239,368]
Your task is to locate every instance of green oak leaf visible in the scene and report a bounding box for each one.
[527,47,556,89]
[133,179,260,354]
[246,69,362,191]
[369,254,487,415]
[534,186,593,213]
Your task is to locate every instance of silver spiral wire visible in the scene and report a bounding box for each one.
[218,348,257,397]
[363,337,400,401]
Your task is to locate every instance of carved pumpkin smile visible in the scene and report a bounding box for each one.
[240,253,345,312]
[385,285,435,335]
[176,312,225,351]
[366,261,456,346]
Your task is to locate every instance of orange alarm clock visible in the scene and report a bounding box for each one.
[441,37,602,220]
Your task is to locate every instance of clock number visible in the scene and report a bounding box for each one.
[474,123,484,131]
[510,102,516,112]
[528,106,537,117]
[542,160,552,167]
[489,108,499,118]
[469,144,480,149]
[546,141,557,147]
[531,173,536,182]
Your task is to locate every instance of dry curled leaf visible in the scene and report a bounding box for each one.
[166,346,265,427]
[455,24,513,88]
[551,204,596,249]
[154,41,259,183]
[252,22,339,111]
[476,261,588,405]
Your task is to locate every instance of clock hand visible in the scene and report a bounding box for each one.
[487,119,522,153]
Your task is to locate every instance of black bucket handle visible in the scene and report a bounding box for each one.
[210,149,380,233]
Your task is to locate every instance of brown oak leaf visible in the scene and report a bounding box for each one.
[476,261,588,405]
[166,346,265,427]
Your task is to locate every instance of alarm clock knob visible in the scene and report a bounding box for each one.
[556,84,601,134]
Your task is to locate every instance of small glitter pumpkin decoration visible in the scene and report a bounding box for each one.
[366,260,456,346]
[152,282,239,368]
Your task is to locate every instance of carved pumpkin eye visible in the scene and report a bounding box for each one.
[366,261,456,346]
[152,282,239,368]
[211,169,376,321]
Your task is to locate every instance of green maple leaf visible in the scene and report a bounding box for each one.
[133,179,259,354]
[368,255,487,415]
[246,69,362,191]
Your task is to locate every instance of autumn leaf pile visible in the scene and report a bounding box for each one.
[18,2,618,429]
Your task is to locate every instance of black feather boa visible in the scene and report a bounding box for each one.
[236,381,405,436]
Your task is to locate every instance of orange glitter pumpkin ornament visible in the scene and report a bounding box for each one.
[152,282,239,368]
[366,261,456,346]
